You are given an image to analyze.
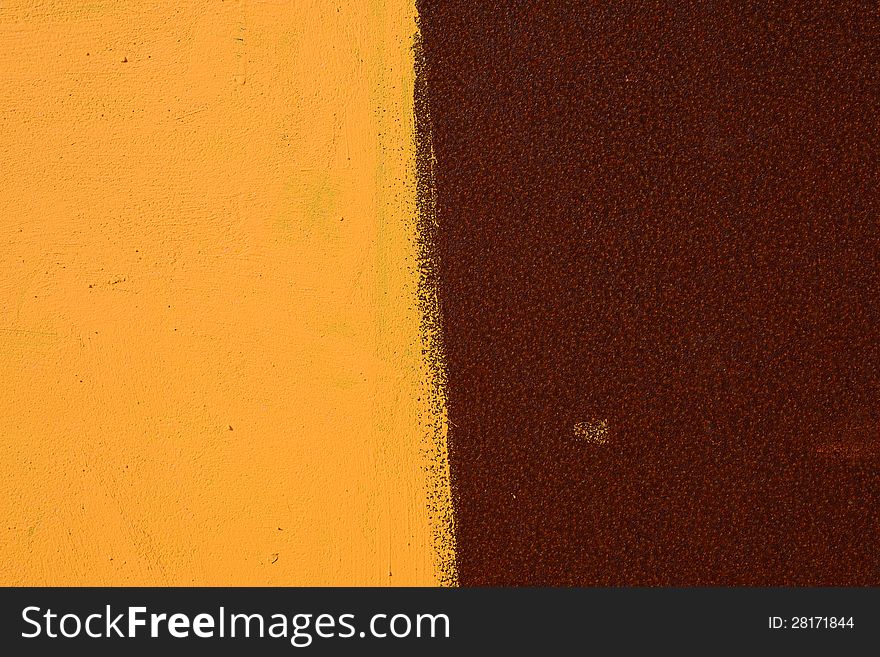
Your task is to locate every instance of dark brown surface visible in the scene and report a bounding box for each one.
[417,1,879,585]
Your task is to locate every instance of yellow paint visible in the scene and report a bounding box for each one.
[574,419,610,445]
[0,1,453,585]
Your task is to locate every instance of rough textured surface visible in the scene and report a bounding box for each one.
[0,0,453,585]
[418,0,879,585]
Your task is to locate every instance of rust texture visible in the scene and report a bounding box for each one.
[417,0,879,585]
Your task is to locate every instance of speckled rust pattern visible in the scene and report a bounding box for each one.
[417,1,879,585]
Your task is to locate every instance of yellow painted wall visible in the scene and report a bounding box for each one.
[0,0,452,585]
